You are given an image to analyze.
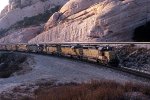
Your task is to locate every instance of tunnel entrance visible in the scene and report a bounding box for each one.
[132,22,150,42]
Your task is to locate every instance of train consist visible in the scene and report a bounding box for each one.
[0,43,119,67]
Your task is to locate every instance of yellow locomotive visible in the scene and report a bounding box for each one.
[44,44,119,66]
[0,43,119,67]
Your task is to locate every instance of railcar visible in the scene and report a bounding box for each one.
[82,45,99,61]
[73,44,84,58]
[61,45,77,57]
[27,44,44,53]
[45,44,58,54]
[0,43,119,67]
[45,44,119,66]
[0,44,6,51]
[97,46,119,66]
[16,44,27,52]
[10,44,17,51]
[5,44,13,51]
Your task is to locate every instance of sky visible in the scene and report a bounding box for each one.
[0,0,9,12]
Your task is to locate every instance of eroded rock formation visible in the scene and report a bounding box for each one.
[29,0,150,43]
[0,26,43,43]
[0,0,68,43]
[0,0,68,30]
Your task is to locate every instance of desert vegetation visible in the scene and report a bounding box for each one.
[1,80,150,100]
[0,52,27,78]
[34,80,150,100]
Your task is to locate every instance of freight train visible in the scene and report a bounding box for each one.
[0,43,119,67]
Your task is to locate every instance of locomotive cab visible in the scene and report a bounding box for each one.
[98,46,119,67]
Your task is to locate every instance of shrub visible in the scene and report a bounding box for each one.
[0,53,27,78]
[34,80,150,100]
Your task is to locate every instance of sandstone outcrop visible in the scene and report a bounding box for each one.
[0,6,9,19]
[0,0,68,30]
[8,0,67,11]
[0,26,43,43]
[29,0,150,43]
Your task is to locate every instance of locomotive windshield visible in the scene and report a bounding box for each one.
[99,45,113,51]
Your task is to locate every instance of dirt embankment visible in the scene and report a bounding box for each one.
[0,52,29,78]
[1,80,150,100]
[0,48,150,100]
[116,45,150,73]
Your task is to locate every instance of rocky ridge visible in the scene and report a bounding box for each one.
[0,0,68,30]
[0,0,149,43]
[0,26,43,43]
[0,0,68,43]
[29,0,150,43]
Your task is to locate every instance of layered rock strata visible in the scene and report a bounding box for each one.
[0,0,68,30]
[29,0,150,43]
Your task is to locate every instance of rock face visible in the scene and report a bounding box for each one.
[0,26,43,43]
[29,0,150,43]
[0,6,9,19]
[0,0,68,30]
[8,0,40,10]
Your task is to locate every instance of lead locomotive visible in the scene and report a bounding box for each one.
[0,43,119,67]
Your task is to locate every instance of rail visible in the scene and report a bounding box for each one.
[0,43,150,80]
[0,42,150,45]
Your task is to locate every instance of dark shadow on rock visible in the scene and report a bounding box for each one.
[133,22,150,42]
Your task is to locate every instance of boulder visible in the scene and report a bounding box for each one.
[44,12,62,30]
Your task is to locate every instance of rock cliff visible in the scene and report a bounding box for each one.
[0,0,68,43]
[29,0,150,43]
[0,0,68,30]
[0,26,43,43]
[0,0,149,43]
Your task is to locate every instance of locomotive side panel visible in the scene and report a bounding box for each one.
[61,46,77,56]
[11,45,17,51]
[0,45,6,50]
[5,45,13,51]
[27,45,38,52]
[38,45,44,53]
[46,46,57,54]
[17,44,27,52]
[104,51,111,62]
[104,51,117,62]
[83,49,99,59]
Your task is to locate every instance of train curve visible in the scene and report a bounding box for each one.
[0,51,149,92]
[0,50,150,82]
[0,43,150,81]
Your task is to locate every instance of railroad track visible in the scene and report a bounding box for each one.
[1,50,150,80]
[106,65,150,80]
[79,58,150,80]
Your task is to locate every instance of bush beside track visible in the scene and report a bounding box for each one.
[0,52,27,78]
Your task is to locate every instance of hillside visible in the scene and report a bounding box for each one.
[0,0,68,43]
[29,0,150,43]
[0,0,150,43]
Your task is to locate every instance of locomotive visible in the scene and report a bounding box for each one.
[0,43,119,67]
